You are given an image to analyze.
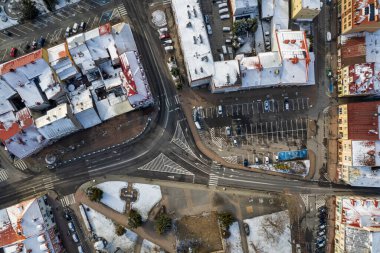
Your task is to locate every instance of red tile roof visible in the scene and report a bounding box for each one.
[0,108,34,142]
[347,101,380,140]
[0,225,25,248]
[341,37,366,60]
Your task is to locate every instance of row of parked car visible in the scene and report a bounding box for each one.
[65,21,86,37]
[315,206,327,253]
[64,210,85,253]
[158,27,173,52]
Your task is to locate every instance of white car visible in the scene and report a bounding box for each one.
[220,14,230,20]
[206,24,212,35]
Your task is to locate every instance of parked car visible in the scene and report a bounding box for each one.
[31,40,37,50]
[72,233,79,242]
[264,100,270,112]
[243,159,248,167]
[225,126,231,136]
[159,27,168,33]
[64,212,72,221]
[10,47,17,57]
[38,37,45,47]
[243,222,250,235]
[217,105,223,115]
[316,241,326,248]
[206,24,212,35]
[220,14,230,20]
[2,30,11,36]
[255,157,260,165]
[79,21,86,31]
[317,229,326,236]
[159,33,170,40]
[319,224,326,230]
[68,222,75,232]
[72,22,79,33]
[318,206,327,212]
[65,26,71,37]
[164,46,173,52]
[204,14,210,24]
[284,98,290,111]
[264,156,269,164]
[236,125,241,135]
[233,138,238,146]
[77,246,84,253]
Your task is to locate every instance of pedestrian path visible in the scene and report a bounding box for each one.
[222,156,238,164]
[14,159,28,171]
[60,193,76,207]
[208,173,219,186]
[138,153,194,175]
[0,169,8,182]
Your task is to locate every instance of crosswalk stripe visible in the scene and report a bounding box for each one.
[117,4,127,16]
[0,169,8,182]
[60,194,76,207]
[208,173,219,186]
[14,160,28,170]
[138,153,194,175]
[171,122,198,158]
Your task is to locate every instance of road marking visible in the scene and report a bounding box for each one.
[60,193,76,207]
[208,173,219,186]
[12,27,27,34]
[49,15,63,22]
[20,24,34,31]
[137,153,194,175]
[0,169,8,182]
[14,160,28,170]
[44,182,54,190]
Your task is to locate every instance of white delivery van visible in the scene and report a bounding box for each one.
[219,8,228,14]
[222,27,231,32]
[218,2,227,8]
[220,14,230,20]
[72,23,79,33]
[164,46,174,52]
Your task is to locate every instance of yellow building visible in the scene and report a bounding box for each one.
[341,0,380,34]
[291,0,321,20]
[335,196,380,253]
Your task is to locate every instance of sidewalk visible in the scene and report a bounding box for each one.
[74,181,176,253]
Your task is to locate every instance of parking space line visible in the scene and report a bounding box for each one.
[50,15,63,22]
[2,48,9,61]
[12,27,27,34]
[297,98,300,110]
[20,24,35,31]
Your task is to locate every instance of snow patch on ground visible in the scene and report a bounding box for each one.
[226,222,243,253]
[244,210,291,253]
[96,181,128,213]
[84,205,138,252]
[140,239,161,253]
[0,16,18,30]
[55,0,80,10]
[131,183,162,221]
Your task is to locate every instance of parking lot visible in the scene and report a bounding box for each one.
[200,97,310,119]
[0,0,128,62]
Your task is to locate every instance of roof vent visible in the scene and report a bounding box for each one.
[199,34,203,44]
[226,73,230,84]
[188,10,191,19]
[194,68,198,74]
[290,40,296,44]
[193,7,197,17]
[193,36,197,44]
[200,67,203,73]
[284,40,290,44]
[186,22,192,28]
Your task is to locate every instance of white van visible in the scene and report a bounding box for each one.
[220,14,230,20]
[68,222,75,232]
[218,105,223,115]
[222,45,227,54]
[219,8,228,14]
[195,121,201,130]
[326,31,331,42]
[78,246,84,253]
[206,24,212,35]
[222,27,231,32]
[72,23,79,33]
[164,46,174,52]
[72,233,79,243]
[218,2,227,8]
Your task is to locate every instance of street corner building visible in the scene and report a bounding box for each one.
[171,0,316,93]
[0,22,153,160]
[0,195,63,253]
[335,196,380,252]
[337,101,380,187]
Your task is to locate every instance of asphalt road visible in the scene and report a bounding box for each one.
[0,0,377,209]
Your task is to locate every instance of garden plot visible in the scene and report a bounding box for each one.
[96,181,128,213]
[226,222,243,253]
[83,205,138,252]
[244,210,291,253]
[131,183,162,221]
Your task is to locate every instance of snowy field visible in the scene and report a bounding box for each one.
[131,183,162,221]
[96,181,128,213]
[226,222,243,253]
[0,16,18,30]
[244,211,291,253]
[140,239,161,253]
[83,205,138,252]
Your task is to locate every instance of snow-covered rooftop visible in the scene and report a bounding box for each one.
[171,0,214,85]
[366,30,380,64]
[112,23,137,54]
[262,0,274,19]
[259,52,282,85]
[47,43,68,63]
[0,79,16,99]
[340,197,380,229]
[301,0,321,10]
[69,43,96,74]
[351,140,380,167]
[213,60,240,88]
[346,166,380,187]
[271,0,289,51]
[47,43,78,81]
[238,55,262,88]
[276,30,309,60]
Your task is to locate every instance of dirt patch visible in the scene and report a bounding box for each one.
[25,109,153,170]
[177,212,222,253]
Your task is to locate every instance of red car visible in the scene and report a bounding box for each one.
[10,47,17,57]
[159,33,170,40]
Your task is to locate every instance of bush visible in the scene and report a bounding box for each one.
[115,224,126,236]
[221,229,231,239]
[217,212,234,229]
[232,18,258,35]
[128,209,143,228]
[155,213,172,234]
[87,187,103,202]
[171,67,180,77]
